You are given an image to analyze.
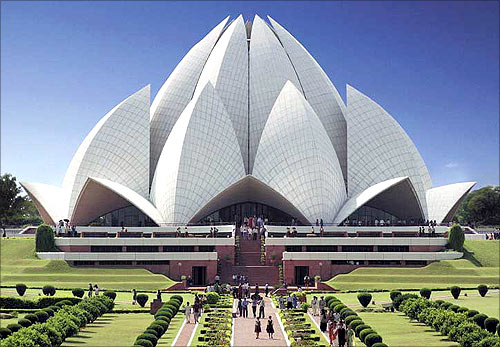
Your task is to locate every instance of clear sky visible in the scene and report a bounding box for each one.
[1,1,498,190]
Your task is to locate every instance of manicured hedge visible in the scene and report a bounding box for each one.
[72,288,85,298]
[136,294,149,308]
[1,296,113,347]
[478,285,489,297]
[450,286,461,299]
[15,284,27,297]
[357,293,372,308]
[35,224,57,252]
[420,288,432,299]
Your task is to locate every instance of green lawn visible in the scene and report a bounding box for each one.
[326,240,499,291]
[0,237,176,291]
[157,311,185,346]
[61,313,152,346]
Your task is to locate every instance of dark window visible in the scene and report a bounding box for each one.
[367,260,402,265]
[378,245,409,252]
[405,260,428,266]
[342,245,374,252]
[90,246,122,252]
[126,246,159,252]
[285,246,303,252]
[98,261,133,265]
[305,245,338,252]
[136,260,170,265]
[331,260,364,265]
[199,246,216,252]
[162,246,195,252]
[73,261,95,266]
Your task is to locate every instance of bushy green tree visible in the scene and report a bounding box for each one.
[0,174,41,229]
[448,224,465,252]
[36,225,57,252]
[456,186,500,225]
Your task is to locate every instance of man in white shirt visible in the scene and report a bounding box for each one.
[184,302,192,323]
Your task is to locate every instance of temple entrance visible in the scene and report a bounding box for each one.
[294,266,309,286]
[192,266,207,286]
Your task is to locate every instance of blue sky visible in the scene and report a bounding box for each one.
[1,1,498,190]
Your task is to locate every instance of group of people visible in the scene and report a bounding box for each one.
[241,215,267,240]
[277,293,301,310]
[319,310,353,347]
[183,294,204,324]
[236,293,267,319]
[232,282,271,299]
[486,229,499,240]
[87,283,100,297]
[56,220,77,237]
[254,315,275,340]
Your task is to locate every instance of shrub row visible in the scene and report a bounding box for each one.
[325,295,386,347]
[279,309,321,346]
[134,295,183,347]
[398,296,499,347]
[198,309,232,346]
[1,296,114,346]
[0,296,81,309]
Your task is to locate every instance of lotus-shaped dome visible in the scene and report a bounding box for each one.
[22,15,475,226]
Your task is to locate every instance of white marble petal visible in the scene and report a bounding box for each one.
[426,182,476,223]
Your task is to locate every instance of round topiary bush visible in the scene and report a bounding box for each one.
[104,291,117,300]
[497,322,500,336]
[206,292,220,304]
[450,286,461,299]
[42,285,56,296]
[448,305,459,312]
[484,317,499,333]
[419,288,431,299]
[34,310,50,323]
[457,307,469,314]
[136,294,149,308]
[35,224,57,252]
[440,302,452,310]
[15,283,27,296]
[24,313,39,324]
[6,323,22,333]
[372,343,388,347]
[145,328,160,337]
[72,288,85,298]
[136,333,158,346]
[349,319,364,330]
[42,308,55,317]
[49,305,60,312]
[390,291,402,301]
[135,339,154,347]
[345,315,359,326]
[478,285,488,297]
[149,323,165,336]
[18,318,32,327]
[434,300,445,307]
[0,328,12,338]
[357,293,372,308]
[154,319,169,331]
[334,303,346,313]
[448,224,465,252]
[360,328,376,342]
[156,316,171,325]
[365,333,383,347]
[473,313,488,328]
[55,300,73,307]
[467,310,479,318]
[355,324,371,337]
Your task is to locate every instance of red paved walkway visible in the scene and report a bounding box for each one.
[172,313,196,347]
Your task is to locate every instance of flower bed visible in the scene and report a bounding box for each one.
[396,295,500,347]
[279,309,325,346]
[133,295,184,347]
[0,296,114,346]
[196,294,233,347]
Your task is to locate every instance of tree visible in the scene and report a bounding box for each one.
[0,174,41,231]
[455,186,500,226]
[448,224,465,252]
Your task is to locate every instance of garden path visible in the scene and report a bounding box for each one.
[172,315,196,346]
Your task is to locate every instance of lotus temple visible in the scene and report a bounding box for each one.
[22,15,475,286]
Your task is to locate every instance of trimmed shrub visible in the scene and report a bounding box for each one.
[24,313,39,323]
[35,224,57,252]
[372,344,388,347]
[360,328,376,342]
[16,283,27,297]
[390,291,402,301]
[474,314,489,329]
[467,310,479,318]
[497,322,499,335]
[42,285,56,296]
[56,300,73,307]
[300,302,310,313]
[18,318,32,327]
[355,324,371,337]
[448,305,459,313]
[357,293,372,308]
[349,319,364,330]
[393,293,418,310]
[72,288,85,298]
[334,303,346,313]
[148,323,165,336]
[104,291,117,300]
[136,294,149,308]
[440,302,452,310]
[434,300,445,307]
[457,307,469,314]
[420,288,432,299]
[450,286,461,299]
[6,323,22,333]
[484,317,499,333]
[365,333,383,347]
[477,336,500,347]
[145,328,160,338]
[42,307,55,317]
[35,310,50,323]
[206,292,220,304]
[345,315,359,326]
[448,224,465,252]
[0,328,12,338]
[136,332,158,345]
[478,285,489,297]
[135,339,154,347]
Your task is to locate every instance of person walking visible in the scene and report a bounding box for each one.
[184,302,192,323]
[328,319,338,347]
[311,296,318,316]
[337,322,346,347]
[88,283,93,297]
[320,310,328,333]
[132,288,137,305]
[292,294,298,309]
[193,302,201,323]
[319,296,326,312]
[242,297,249,318]
[286,295,293,309]
[94,284,99,296]
[278,296,285,310]
[258,298,265,319]
[346,325,355,347]
[254,317,262,339]
[266,316,275,339]
[265,283,269,297]
[238,298,243,317]
[252,296,258,318]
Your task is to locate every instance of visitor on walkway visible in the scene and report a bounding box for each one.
[311,296,318,316]
[333,310,341,322]
[252,297,258,318]
[254,317,261,339]
[255,283,260,295]
[346,325,355,347]
[319,296,326,312]
[132,289,137,305]
[238,298,243,317]
[292,294,298,308]
[258,298,265,319]
[184,302,192,323]
[265,282,269,297]
[266,315,274,339]
[338,322,346,347]
[278,296,285,310]
[156,289,162,301]
[242,297,249,318]
[328,319,338,347]
[286,295,293,309]
[193,302,201,323]
[320,310,327,332]
[94,284,99,296]
[88,283,93,297]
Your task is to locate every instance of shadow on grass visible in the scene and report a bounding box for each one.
[462,249,483,267]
